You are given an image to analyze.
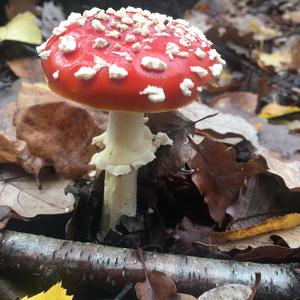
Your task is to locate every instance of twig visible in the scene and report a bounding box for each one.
[113,283,133,300]
[167,113,218,135]
[0,230,299,299]
[247,272,261,300]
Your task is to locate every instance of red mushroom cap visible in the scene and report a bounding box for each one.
[38,7,225,112]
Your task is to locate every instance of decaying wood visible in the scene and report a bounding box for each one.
[0,230,299,299]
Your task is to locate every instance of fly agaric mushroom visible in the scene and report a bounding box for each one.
[38,6,225,239]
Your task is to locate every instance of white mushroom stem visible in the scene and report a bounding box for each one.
[91,111,158,239]
[101,169,138,239]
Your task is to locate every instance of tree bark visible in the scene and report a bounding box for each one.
[0,230,299,299]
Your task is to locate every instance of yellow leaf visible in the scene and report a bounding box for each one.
[0,12,42,44]
[258,102,300,119]
[257,51,292,71]
[211,213,300,243]
[248,21,277,38]
[22,282,73,300]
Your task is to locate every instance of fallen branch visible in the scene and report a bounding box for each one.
[0,230,299,299]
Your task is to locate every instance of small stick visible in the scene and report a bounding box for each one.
[167,113,218,135]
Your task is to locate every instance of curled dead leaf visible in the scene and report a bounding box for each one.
[211,213,300,243]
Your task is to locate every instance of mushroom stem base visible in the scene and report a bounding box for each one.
[100,169,137,239]
[94,111,156,240]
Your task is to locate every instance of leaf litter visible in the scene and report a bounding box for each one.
[1,0,300,298]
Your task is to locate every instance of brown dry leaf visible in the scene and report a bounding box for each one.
[6,58,44,82]
[232,244,300,262]
[283,11,300,24]
[13,82,107,178]
[16,81,65,111]
[0,82,46,174]
[170,217,213,254]
[0,167,75,218]
[210,92,258,115]
[135,270,196,300]
[147,111,195,177]
[16,101,106,178]
[0,97,24,165]
[5,0,40,19]
[211,213,300,244]
[188,138,245,226]
[197,284,252,300]
[135,270,177,300]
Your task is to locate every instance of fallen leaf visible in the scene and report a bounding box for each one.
[271,225,300,248]
[229,14,278,42]
[258,148,300,189]
[198,284,252,300]
[211,213,300,243]
[218,224,300,252]
[283,11,300,24]
[0,166,75,218]
[257,51,291,72]
[22,281,73,300]
[5,0,40,19]
[258,103,300,119]
[6,58,44,82]
[16,81,64,111]
[256,36,300,72]
[188,138,245,226]
[257,123,300,158]
[0,133,27,164]
[12,82,108,178]
[0,12,42,44]
[226,173,300,230]
[0,82,46,175]
[232,245,300,262]
[179,102,259,148]
[147,111,195,177]
[205,70,243,94]
[247,19,278,40]
[170,217,213,254]
[210,92,258,115]
[16,101,105,178]
[0,206,12,230]
[135,270,177,300]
